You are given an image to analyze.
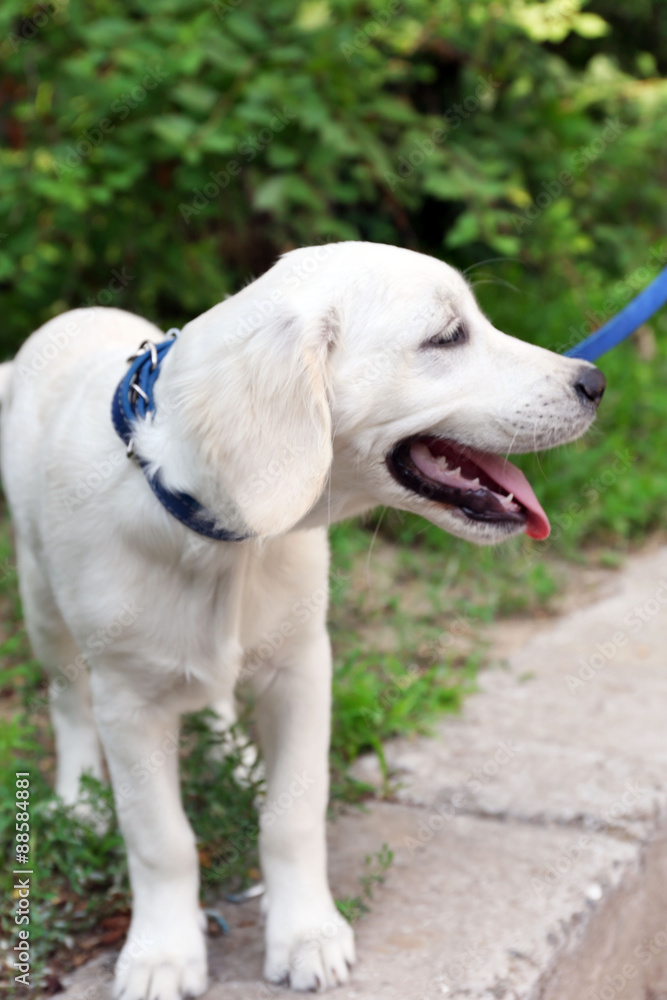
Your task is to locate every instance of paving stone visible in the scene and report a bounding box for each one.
[59,804,642,1000]
[58,546,667,1000]
[354,545,667,842]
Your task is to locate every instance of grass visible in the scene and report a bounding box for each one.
[2,285,667,990]
[335,844,394,924]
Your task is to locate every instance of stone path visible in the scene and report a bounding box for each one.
[59,545,667,1000]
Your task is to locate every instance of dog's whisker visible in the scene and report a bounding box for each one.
[365,507,387,586]
[468,277,522,294]
[462,256,521,275]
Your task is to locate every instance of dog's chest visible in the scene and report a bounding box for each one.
[148,532,329,686]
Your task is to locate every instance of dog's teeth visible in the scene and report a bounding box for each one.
[452,466,461,477]
[413,443,432,462]
[435,456,449,469]
[470,478,480,488]
[506,493,514,503]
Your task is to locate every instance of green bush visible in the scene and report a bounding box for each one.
[0,0,665,548]
[0,0,664,350]
[1,7,666,981]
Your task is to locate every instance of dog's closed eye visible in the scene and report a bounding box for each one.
[422,322,467,349]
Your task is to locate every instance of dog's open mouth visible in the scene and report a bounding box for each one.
[387,437,550,540]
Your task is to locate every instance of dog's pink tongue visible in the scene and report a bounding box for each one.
[470,450,550,540]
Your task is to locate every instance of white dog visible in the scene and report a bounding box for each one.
[0,243,605,999]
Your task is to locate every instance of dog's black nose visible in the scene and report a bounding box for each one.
[575,365,606,407]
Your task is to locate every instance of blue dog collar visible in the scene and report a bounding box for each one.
[111,330,250,542]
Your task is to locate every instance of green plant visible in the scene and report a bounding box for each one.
[336,843,394,923]
[1,0,665,364]
[2,1,667,984]
[331,648,473,798]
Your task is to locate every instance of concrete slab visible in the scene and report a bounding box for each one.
[57,545,667,1000]
[354,545,667,842]
[59,804,642,1000]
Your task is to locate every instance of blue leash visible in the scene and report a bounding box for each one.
[565,265,667,362]
[111,331,251,543]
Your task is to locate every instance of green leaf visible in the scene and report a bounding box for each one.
[149,114,198,147]
[444,211,481,247]
[171,81,220,114]
[253,174,321,211]
[571,13,610,38]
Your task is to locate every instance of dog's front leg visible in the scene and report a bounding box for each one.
[90,674,207,1000]
[253,629,355,992]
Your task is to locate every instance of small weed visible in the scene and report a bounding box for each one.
[330,648,476,799]
[336,843,394,923]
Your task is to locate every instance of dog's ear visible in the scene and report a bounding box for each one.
[180,308,336,538]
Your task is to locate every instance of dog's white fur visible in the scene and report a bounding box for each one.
[0,243,601,998]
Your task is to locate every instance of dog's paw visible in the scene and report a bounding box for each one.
[113,920,207,1000]
[264,899,355,992]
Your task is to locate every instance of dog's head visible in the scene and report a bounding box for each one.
[176,242,605,543]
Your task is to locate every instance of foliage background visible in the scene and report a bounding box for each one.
[1,0,667,988]
[1,0,666,548]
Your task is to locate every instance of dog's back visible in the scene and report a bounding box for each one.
[0,307,161,545]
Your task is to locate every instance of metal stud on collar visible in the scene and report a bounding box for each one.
[127,338,159,369]
[129,381,149,403]
[123,338,163,460]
